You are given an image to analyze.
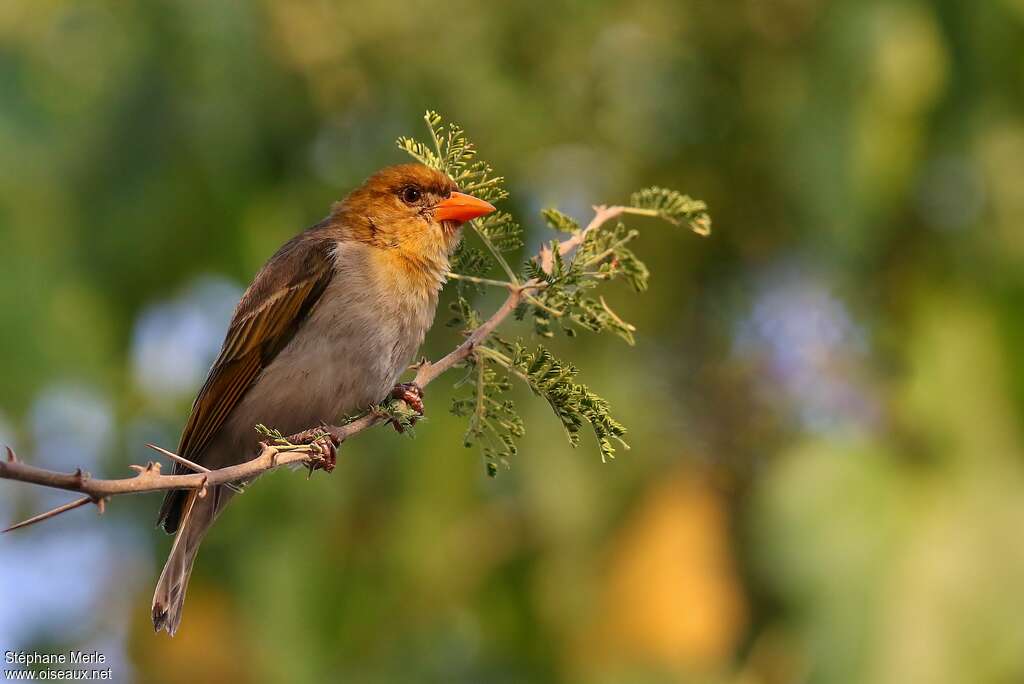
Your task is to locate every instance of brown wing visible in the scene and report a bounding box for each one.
[157,230,336,532]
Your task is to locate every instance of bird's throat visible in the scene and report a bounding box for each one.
[372,244,450,298]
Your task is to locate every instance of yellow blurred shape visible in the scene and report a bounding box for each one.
[870,4,948,115]
[978,122,1024,260]
[854,3,949,210]
[580,470,747,674]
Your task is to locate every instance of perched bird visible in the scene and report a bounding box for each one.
[152,163,495,635]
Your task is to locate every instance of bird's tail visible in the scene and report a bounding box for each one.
[151,488,225,635]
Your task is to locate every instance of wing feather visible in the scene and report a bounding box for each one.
[178,261,333,459]
[157,232,336,533]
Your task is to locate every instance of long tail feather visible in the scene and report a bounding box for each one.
[152,489,222,635]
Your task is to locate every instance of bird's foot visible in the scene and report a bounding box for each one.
[285,424,341,473]
[392,382,424,414]
[389,382,424,433]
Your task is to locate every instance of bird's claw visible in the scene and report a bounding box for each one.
[285,426,340,473]
[311,435,337,472]
[389,382,424,433]
[392,382,424,415]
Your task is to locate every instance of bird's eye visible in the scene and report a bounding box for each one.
[401,186,422,204]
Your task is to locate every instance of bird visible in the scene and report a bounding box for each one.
[151,163,495,635]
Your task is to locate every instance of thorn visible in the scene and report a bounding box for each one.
[96,498,106,515]
[146,442,243,494]
[5,446,17,463]
[2,496,92,533]
[197,475,209,499]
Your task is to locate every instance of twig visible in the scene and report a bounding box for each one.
[598,296,636,334]
[0,205,631,531]
[523,293,564,317]
[470,219,520,284]
[538,205,626,274]
[445,272,513,289]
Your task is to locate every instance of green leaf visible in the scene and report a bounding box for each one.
[542,208,580,234]
[451,355,524,477]
[630,186,712,236]
[475,211,523,253]
[372,399,421,436]
[445,294,482,330]
[506,343,628,462]
[576,221,647,291]
[449,241,489,279]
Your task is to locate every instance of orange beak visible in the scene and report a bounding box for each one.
[433,191,496,224]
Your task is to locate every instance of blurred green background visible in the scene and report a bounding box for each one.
[2,0,1023,682]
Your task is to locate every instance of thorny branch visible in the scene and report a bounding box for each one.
[0,204,629,533]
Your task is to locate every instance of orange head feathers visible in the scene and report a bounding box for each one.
[332,163,495,256]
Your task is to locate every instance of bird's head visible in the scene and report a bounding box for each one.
[333,163,495,272]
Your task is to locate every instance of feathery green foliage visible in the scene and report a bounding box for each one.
[397,111,708,475]
[498,342,627,462]
[450,354,525,476]
[541,209,580,234]
[449,242,489,280]
[372,399,422,435]
[630,186,712,236]
[475,211,523,252]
